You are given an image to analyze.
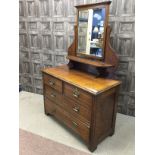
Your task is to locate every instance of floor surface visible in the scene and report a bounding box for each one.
[19,91,135,155]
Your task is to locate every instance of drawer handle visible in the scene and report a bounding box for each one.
[72,121,78,128]
[50,94,56,98]
[73,88,80,98]
[73,93,79,98]
[73,106,80,113]
[49,81,55,86]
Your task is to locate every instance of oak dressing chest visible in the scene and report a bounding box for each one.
[42,1,121,152]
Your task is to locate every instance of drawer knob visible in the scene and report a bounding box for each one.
[73,106,80,113]
[73,88,80,98]
[49,81,55,86]
[50,94,56,98]
[72,121,78,128]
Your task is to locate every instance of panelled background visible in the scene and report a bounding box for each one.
[19,0,135,116]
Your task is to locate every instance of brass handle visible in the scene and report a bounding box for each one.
[73,106,79,113]
[49,81,55,86]
[86,124,90,129]
[50,94,56,98]
[73,93,79,98]
[72,121,78,128]
[73,88,80,98]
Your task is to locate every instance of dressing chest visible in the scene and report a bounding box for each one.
[42,1,121,152]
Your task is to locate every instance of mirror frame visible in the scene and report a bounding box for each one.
[75,2,110,60]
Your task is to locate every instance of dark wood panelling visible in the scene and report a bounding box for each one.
[19,0,135,116]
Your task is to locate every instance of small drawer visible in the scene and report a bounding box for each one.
[64,83,92,109]
[62,96,91,124]
[43,73,62,93]
[44,84,62,105]
[55,106,90,143]
[44,97,57,115]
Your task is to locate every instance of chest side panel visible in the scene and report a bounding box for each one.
[93,87,118,144]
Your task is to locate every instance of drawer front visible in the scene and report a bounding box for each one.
[43,73,62,93]
[55,106,90,143]
[64,83,92,109]
[44,84,62,105]
[44,97,89,143]
[62,96,91,124]
[44,97,57,115]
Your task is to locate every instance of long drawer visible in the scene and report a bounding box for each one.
[44,97,57,115]
[43,73,62,93]
[62,96,91,124]
[44,84,62,105]
[44,97,90,143]
[64,82,92,109]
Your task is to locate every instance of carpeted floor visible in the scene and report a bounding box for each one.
[19,91,135,155]
[20,129,90,155]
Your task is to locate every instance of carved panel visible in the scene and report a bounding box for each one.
[53,0,64,16]
[54,35,64,50]
[42,35,51,49]
[32,62,42,75]
[67,0,76,16]
[118,94,127,114]
[19,34,28,48]
[19,62,22,74]
[68,36,74,48]
[109,0,117,15]
[68,22,74,34]
[117,61,129,74]
[21,61,31,74]
[117,37,133,57]
[43,53,53,62]
[27,0,36,17]
[20,50,30,60]
[30,34,38,48]
[127,95,135,116]
[24,85,34,92]
[54,22,64,31]
[118,0,134,15]
[39,0,49,16]
[75,0,84,5]
[28,22,37,30]
[19,1,24,17]
[35,88,43,94]
[31,52,41,60]
[116,74,128,92]
[33,77,42,87]
[41,22,50,31]
[128,72,135,92]
[21,76,32,85]
[55,55,66,65]
[19,22,26,30]
[119,22,134,33]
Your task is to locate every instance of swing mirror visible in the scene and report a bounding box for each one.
[77,6,107,59]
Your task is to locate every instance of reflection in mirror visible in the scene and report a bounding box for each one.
[77,8,106,58]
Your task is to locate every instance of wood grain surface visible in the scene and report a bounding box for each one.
[42,65,121,95]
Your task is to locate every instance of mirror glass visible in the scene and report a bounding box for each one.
[77,8,106,58]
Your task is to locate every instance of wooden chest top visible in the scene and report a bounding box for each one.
[42,65,121,95]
